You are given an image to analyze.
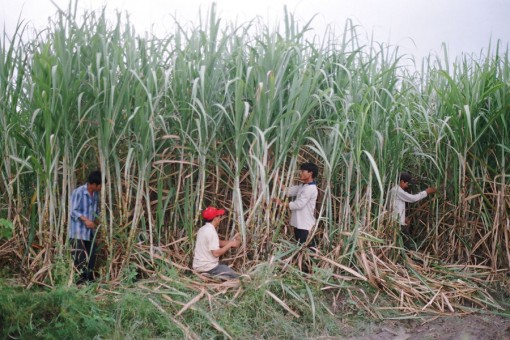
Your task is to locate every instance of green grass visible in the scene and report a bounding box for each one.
[0,284,113,339]
[0,270,363,339]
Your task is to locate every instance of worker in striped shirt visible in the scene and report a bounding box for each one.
[69,170,103,284]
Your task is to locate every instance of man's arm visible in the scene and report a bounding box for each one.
[289,186,316,210]
[396,187,436,203]
[286,185,299,197]
[94,195,100,224]
[211,239,240,257]
[70,191,97,229]
[70,191,85,219]
[81,216,97,229]
[219,233,239,247]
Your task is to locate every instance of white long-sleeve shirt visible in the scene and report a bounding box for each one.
[388,185,428,225]
[286,182,318,231]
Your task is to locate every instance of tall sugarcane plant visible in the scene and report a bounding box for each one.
[1,1,509,311]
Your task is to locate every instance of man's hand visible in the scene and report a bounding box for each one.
[426,187,437,194]
[230,234,241,247]
[272,198,288,208]
[82,217,96,229]
[229,239,241,248]
[273,198,282,205]
[212,238,241,257]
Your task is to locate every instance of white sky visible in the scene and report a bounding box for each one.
[1,0,509,62]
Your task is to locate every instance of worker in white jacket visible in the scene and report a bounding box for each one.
[274,162,319,245]
[388,172,436,226]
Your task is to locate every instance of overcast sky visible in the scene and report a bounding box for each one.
[1,0,509,62]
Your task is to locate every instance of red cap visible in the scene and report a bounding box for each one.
[202,207,226,220]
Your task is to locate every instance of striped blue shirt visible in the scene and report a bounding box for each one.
[69,184,100,241]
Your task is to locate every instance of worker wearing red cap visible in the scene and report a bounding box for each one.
[192,207,241,279]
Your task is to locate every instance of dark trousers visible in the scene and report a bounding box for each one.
[70,239,96,282]
[293,228,317,274]
[294,228,316,247]
[400,224,415,250]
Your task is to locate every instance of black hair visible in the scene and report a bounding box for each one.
[300,162,319,179]
[399,172,413,183]
[87,170,102,185]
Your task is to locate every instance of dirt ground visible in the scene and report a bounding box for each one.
[345,314,510,340]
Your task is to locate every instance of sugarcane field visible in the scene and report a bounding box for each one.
[0,1,509,338]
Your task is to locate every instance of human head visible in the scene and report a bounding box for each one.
[87,170,102,192]
[300,162,318,179]
[202,206,226,223]
[88,170,102,185]
[399,172,414,189]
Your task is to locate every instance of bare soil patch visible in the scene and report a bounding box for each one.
[345,314,510,340]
